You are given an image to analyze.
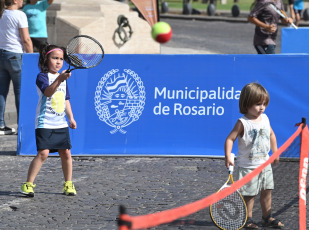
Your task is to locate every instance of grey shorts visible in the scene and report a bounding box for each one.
[236,164,274,196]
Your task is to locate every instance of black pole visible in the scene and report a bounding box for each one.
[157,0,160,22]
[118,205,132,230]
[302,117,306,128]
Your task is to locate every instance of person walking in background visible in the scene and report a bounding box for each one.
[248,0,293,54]
[23,0,53,51]
[293,0,303,26]
[20,44,77,197]
[0,0,33,135]
[225,82,284,229]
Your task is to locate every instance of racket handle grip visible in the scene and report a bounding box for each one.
[229,153,235,173]
[65,69,71,73]
[291,23,298,29]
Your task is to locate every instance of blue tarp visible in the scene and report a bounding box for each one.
[281,27,309,54]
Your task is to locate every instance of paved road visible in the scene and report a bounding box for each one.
[162,18,283,54]
[0,147,306,229]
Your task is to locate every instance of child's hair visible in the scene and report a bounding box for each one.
[38,43,67,73]
[239,82,269,114]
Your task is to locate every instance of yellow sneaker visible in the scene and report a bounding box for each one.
[20,182,36,197]
[63,181,76,196]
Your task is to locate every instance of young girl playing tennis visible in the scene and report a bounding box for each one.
[20,44,77,197]
[225,83,284,229]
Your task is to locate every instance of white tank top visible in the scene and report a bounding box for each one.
[237,114,270,168]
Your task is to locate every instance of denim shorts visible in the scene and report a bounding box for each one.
[236,164,274,196]
[254,45,276,54]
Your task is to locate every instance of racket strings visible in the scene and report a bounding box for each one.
[67,37,104,68]
[211,191,247,230]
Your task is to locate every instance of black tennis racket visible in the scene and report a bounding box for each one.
[65,35,104,73]
[210,154,247,230]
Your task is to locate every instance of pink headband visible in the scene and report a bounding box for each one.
[45,48,63,56]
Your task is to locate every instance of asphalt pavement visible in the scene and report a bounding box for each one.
[0,12,308,230]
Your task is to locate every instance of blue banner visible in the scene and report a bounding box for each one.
[18,54,309,156]
[281,27,309,53]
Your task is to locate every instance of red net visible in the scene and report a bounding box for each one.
[118,120,309,230]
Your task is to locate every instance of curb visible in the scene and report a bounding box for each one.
[161,13,249,23]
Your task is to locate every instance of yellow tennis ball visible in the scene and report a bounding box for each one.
[151,22,172,44]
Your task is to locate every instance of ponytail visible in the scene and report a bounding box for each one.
[39,43,54,73]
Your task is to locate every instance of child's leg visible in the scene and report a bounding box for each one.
[58,149,72,181]
[295,13,300,26]
[290,4,295,20]
[261,189,284,227]
[244,196,255,218]
[244,196,259,228]
[260,189,272,218]
[26,149,49,183]
[59,149,76,196]
[294,10,302,26]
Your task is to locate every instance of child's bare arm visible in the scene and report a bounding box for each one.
[44,70,71,97]
[270,126,279,165]
[225,120,243,168]
[65,100,76,129]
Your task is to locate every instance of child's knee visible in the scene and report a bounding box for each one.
[37,150,49,161]
[60,150,72,160]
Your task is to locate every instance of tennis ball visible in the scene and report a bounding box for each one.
[151,22,172,44]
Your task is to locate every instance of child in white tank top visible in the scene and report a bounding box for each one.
[224,82,284,229]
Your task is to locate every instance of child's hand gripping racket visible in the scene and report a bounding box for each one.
[269,3,298,29]
[65,35,105,73]
[210,154,247,230]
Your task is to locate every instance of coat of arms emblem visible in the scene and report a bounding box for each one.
[94,69,146,134]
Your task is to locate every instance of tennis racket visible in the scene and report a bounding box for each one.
[65,35,104,73]
[269,3,298,29]
[210,153,247,230]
